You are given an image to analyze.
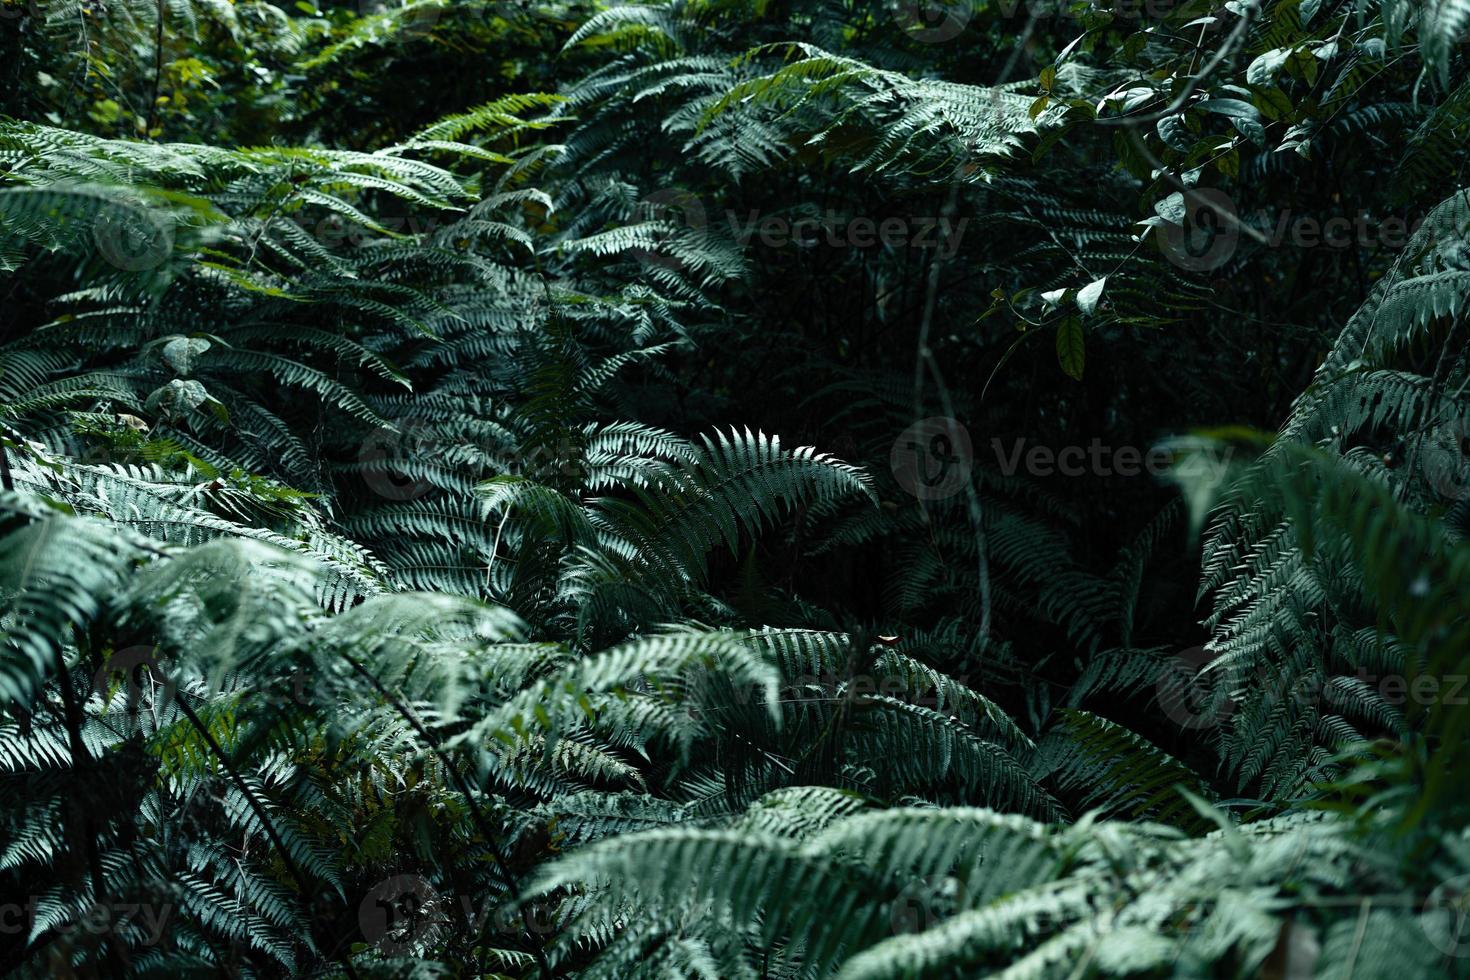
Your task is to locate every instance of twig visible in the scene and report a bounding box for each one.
[908,15,1044,650]
[145,0,165,137]
[1095,2,1258,127]
[173,694,365,980]
[341,655,553,980]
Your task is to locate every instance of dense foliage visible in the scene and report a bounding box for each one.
[2,0,1470,975]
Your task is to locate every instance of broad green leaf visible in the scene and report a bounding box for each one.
[1056,317,1085,380]
[1076,277,1107,316]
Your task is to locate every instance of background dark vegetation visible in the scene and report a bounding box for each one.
[2,0,1470,975]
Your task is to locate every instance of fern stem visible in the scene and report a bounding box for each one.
[340,654,553,980]
[51,639,119,972]
[172,694,364,980]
